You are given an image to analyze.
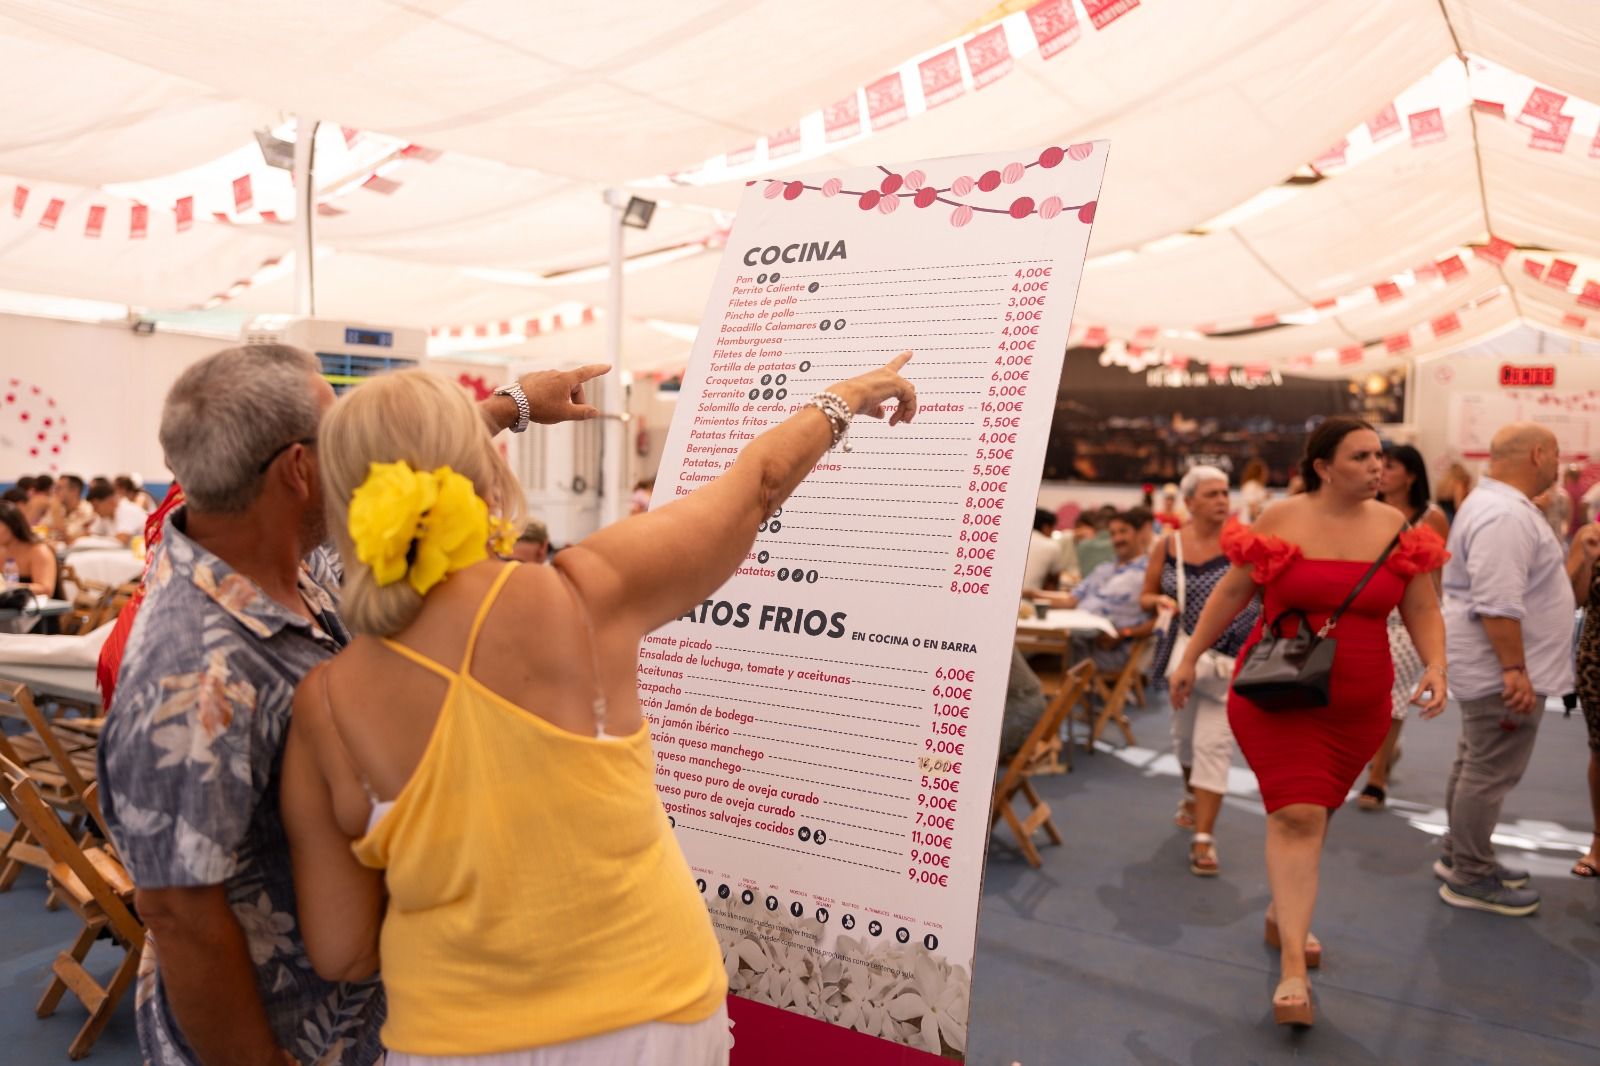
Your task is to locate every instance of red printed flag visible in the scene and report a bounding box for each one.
[497,321,512,336]
[259,210,280,223]
[1431,312,1461,336]
[10,185,25,218]
[823,95,861,142]
[362,174,402,195]
[1374,281,1403,303]
[525,318,542,336]
[1562,313,1588,330]
[232,174,253,212]
[964,25,1012,88]
[1517,86,1568,132]
[1437,255,1467,282]
[1339,345,1365,365]
[1523,259,1546,280]
[84,205,105,238]
[1081,325,1109,346]
[1529,114,1572,152]
[1311,298,1337,311]
[1312,139,1348,170]
[400,144,442,162]
[865,72,908,130]
[1208,362,1231,381]
[130,203,148,239]
[1415,261,1441,280]
[1168,353,1190,370]
[1472,99,1506,118]
[918,48,965,109]
[1289,354,1314,370]
[1083,0,1140,30]
[38,198,64,230]
[582,307,597,324]
[315,203,346,217]
[474,325,488,338]
[1477,235,1514,264]
[1384,333,1413,355]
[1367,103,1402,142]
[341,126,361,148]
[1579,281,1600,309]
[1547,259,1577,288]
[174,196,194,231]
[766,126,801,160]
[1134,325,1158,343]
[448,326,462,338]
[1251,313,1278,328]
[1408,108,1446,147]
[1027,0,1082,59]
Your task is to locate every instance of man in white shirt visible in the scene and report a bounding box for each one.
[85,482,148,544]
[1437,423,1578,916]
[1022,507,1062,592]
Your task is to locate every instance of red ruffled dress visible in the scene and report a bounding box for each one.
[1222,523,1448,811]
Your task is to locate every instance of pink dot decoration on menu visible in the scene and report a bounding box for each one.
[641,145,1108,1064]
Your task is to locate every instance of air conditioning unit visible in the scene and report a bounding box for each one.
[241,316,428,393]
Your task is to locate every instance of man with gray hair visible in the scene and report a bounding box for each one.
[1436,423,1576,916]
[97,345,605,1066]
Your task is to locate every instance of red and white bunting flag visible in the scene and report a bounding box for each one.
[1383,333,1412,355]
[1437,254,1467,281]
[1311,298,1337,312]
[726,144,756,167]
[1289,354,1314,370]
[865,72,908,130]
[84,205,105,238]
[315,203,347,217]
[362,174,402,195]
[1516,86,1567,132]
[1477,235,1514,263]
[10,185,25,218]
[1168,353,1190,370]
[918,48,965,109]
[341,126,361,148]
[1367,103,1402,142]
[1026,0,1082,59]
[474,325,488,338]
[130,203,148,239]
[1311,138,1348,170]
[1589,126,1600,159]
[1431,312,1461,336]
[400,144,442,162]
[174,196,194,231]
[823,95,861,142]
[1083,0,1140,30]
[38,198,64,230]
[1243,363,1270,379]
[525,317,542,336]
[1374,281,1403,303]
[1579,281,1600,309]
[1562,313,1588,330]
[1082,325,1109,346]
[232,175,253,212]
[1472,99,1506,118]
[1414,261,1441,280]
[259,210,281,223]
[1547,259,1577,288]
[1251,313,1278,328]
[1194,321,1217,333]
[582,307,597,324]
[1134,325,1158,343]
[497,321,512,336]
[429,327,440,338]
[1529,114,1572,152]
[1523,259,1546,281]
[1338,345,1364,365]
[964,25,1012,89]
[448,326,462,338]
[1208,361,1231,381]
[1408,108,1446,147]
[212,211,231,224]
[766,126,801,159]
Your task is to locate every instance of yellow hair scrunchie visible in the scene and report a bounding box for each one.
[347,460,490,596]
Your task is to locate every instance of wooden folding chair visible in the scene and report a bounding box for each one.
[989,662,1093,869]
[1073,635,1152,750]
[1,759,142,1060]
[0,681,97,894]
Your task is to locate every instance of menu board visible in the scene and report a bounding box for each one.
[641,144,1107,1062]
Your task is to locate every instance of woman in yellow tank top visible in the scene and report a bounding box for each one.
[279,357,920,1065]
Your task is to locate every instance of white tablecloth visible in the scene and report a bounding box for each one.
[61,547,142,599]
[0,619,111,665]
[1016,608,1118,637]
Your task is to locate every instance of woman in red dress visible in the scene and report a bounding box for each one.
[1171,418,1448,1027]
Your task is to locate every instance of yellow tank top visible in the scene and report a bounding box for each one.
[350,564,727,1055]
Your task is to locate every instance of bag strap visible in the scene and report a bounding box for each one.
[1318,531,1402,638]
[1172,530,1186,618]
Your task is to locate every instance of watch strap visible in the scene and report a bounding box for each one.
[494,381,531,433]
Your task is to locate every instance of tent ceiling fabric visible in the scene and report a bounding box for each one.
[0,0,1596,372]
[0,0,993,183]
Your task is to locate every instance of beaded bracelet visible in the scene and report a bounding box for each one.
[812,391,853,452]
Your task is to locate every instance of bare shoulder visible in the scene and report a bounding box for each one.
[1249,496,1303,535]
[1364,499,1409,535]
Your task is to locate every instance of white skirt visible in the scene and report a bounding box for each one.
[385,1005,730,1066]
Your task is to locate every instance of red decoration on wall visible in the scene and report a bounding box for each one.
[456,373,493,401]
[1027,0,1082,58]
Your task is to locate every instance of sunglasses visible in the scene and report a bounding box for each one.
[256,437,318,474]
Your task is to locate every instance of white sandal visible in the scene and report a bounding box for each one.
[1189,833,1219,877]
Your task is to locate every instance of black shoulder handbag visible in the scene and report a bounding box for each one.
[1231,532,1401,711]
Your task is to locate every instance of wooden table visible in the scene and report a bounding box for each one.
[0,663,101,706]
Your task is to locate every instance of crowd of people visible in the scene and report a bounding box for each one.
[1019,419,1599,1028]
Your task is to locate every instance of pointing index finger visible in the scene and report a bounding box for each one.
[886,350,913,373]
[568,363,613,383]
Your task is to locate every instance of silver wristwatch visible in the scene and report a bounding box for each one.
[493,381,531,433]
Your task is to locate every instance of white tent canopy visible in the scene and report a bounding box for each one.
[0,0,1596,373]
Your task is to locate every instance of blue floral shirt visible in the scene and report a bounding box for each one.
[97,511,384,1066]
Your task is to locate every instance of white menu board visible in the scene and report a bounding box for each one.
[641,144,1107,1063]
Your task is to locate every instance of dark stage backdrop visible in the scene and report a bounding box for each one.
[1044,349,1406,485]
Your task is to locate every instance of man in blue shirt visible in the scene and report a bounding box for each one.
[1032,511,1155,672]
[1437,423,1579,917]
